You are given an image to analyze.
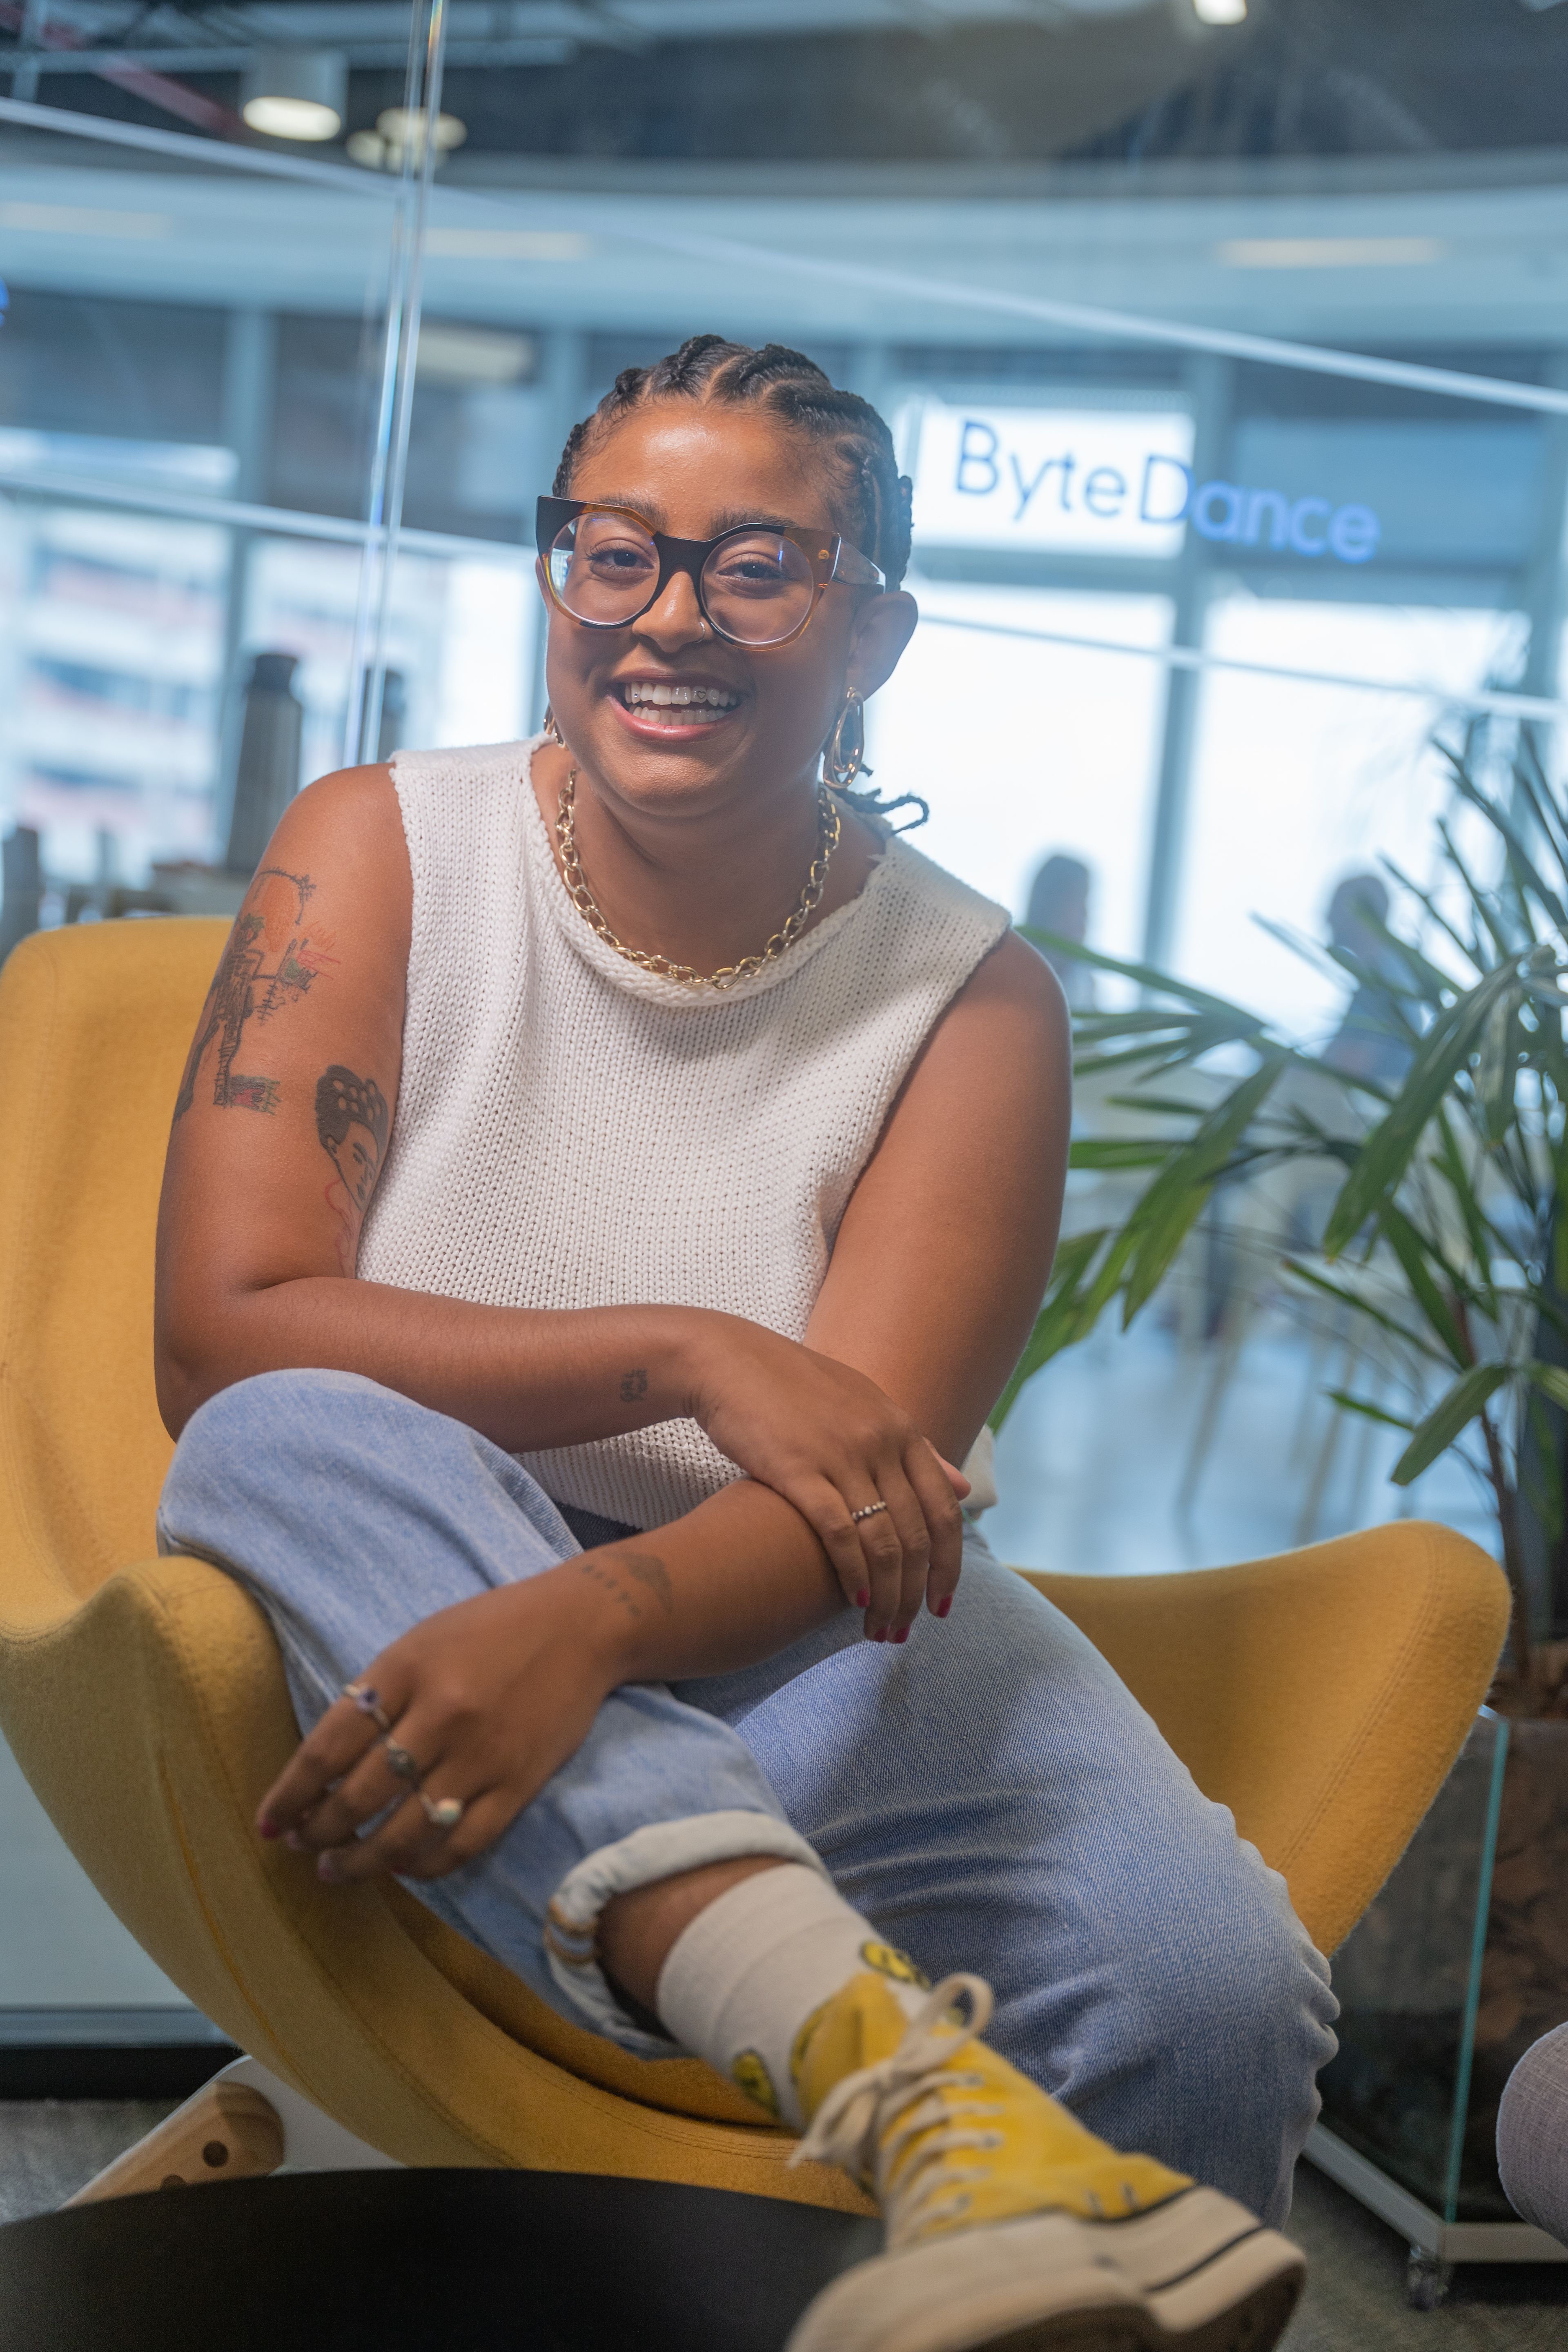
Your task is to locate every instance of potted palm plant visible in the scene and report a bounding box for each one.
[1004,731,1568,2289]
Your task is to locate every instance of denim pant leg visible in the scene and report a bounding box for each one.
[155,1369,822,2054]
[680,1541,1340,2227]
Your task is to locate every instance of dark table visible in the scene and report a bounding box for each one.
[0,2169,880,2352]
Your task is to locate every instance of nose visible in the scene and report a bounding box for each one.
[633,566,709,653]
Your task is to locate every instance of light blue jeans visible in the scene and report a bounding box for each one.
[156,1369,1337,2223]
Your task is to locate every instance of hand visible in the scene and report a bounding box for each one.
[255,1566,632,1882]
[682,1317,970,1641]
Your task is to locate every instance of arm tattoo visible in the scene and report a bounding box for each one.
[172,868,337,1122]
[315,1065,390,1274]
[619,1369,648,1403]
[575,1555,645,1622]
[618,1550,674,1615]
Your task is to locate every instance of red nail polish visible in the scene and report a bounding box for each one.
[893,1626,910,1644]
[937,1597,952,1619]
[258,1819,279,1841]
[855,1588,870,1610]
[871,1626,887,1642]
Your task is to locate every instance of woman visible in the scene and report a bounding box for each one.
[155,337,1334,2352]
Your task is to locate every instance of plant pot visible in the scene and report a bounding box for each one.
[1310,1708,1568,2292]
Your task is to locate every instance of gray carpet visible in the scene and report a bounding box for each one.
[1,2102,1566,2343]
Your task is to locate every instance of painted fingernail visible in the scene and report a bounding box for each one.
[893,1626,910,1644]
[871,1626,887,1643]
[316,1853,341,1884]
[936,1596,952,1619]
[855,1588,870,1610]
[258,1818,279,1841]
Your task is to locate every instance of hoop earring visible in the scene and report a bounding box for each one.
[822,688,871,791]
[543,705,565,747]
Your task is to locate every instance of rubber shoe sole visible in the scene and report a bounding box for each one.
[784,2195,1305,2352]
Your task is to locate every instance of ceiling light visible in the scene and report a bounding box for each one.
[1192,0,1247,22]
[377,107,468,154]
[1217,236,1445,267]
[350,109,468,173]
[415,326,538,385]
[241,48,347,143]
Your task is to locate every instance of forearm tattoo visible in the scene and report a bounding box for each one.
[574,1549,675,1624]
[172,867,336,1121]
[619,1369,649,1402]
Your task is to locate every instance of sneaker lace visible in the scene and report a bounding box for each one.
[791,1973,1005,2247]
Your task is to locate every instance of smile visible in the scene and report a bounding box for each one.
[615,679,742,728]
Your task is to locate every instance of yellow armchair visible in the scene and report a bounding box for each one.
[0,919,1510,2203]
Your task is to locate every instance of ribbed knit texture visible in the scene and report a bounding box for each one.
[358,736,1010,1529]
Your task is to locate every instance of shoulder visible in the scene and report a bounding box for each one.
[264,763,412,960]
[939,928,1070,1065]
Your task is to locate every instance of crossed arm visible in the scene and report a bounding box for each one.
[155,762,1069,1875]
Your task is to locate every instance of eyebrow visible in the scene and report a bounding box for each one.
[580,497,833,541]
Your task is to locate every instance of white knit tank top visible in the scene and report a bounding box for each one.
[357,736,1010,1529]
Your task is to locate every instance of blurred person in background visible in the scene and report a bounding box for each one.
[1322,872,1418,1088]
[1025,851,1096,1013]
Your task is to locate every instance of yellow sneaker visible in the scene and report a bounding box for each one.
[785,1971,1305,2352]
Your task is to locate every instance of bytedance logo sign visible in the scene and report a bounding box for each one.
[904,400,1380,566]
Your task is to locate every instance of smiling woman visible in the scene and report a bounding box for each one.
[151,334,1334,2352]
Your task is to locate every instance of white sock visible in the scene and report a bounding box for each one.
[654,1862,929,2129]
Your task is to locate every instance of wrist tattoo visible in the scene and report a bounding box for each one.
[619,1369,649,1403]
[575,1555,644,1622]
[619,1550,674,1615]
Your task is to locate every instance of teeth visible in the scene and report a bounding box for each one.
[623,682,739,712]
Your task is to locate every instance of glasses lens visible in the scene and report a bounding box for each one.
[548,509,659,626]
[701,531,816,646]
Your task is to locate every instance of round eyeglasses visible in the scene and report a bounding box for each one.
[535,496,885,650]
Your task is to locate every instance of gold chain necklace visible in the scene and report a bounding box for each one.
[554,769,842,992]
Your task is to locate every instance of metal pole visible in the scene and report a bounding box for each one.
[342,0,448,769]
[1139,351,1233,974]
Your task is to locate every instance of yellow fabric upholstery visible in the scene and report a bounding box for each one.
[0,920,1510,2192]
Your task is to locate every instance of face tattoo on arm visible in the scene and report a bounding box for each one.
[315,1065,391,1274]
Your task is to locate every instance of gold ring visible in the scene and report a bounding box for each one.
[851,1501,890,1524]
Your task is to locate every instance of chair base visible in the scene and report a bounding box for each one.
[66,2055,400,2206]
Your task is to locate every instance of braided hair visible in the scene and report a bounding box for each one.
[552,334,924,827]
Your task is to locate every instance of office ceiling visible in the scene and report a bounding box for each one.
[1,0,1566,165]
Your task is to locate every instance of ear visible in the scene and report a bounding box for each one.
[845,590,919,700]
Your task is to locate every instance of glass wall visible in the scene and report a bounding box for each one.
[5,0,1568,2049]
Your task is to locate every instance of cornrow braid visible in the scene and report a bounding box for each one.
[550,336,925,828]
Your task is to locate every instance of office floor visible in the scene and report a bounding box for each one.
[0,2100,1563,2345]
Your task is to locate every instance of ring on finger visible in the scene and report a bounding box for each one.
[851,1500,890,1524]
[419,1792,464,1832]
[344,1680,394,1736]
[382,1737,423,1784]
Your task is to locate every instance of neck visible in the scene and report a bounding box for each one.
[531,742,878,973]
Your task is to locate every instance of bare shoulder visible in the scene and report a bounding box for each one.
[919,927,1071,1087]
[261,762,411,955]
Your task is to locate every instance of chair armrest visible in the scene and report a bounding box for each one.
[1016,1520,1509,1953]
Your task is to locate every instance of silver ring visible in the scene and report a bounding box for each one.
[382,1738,422,1784]
[419,1793,464,1832]
[344,1681,393,1737]
[851,1501,890,1524]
